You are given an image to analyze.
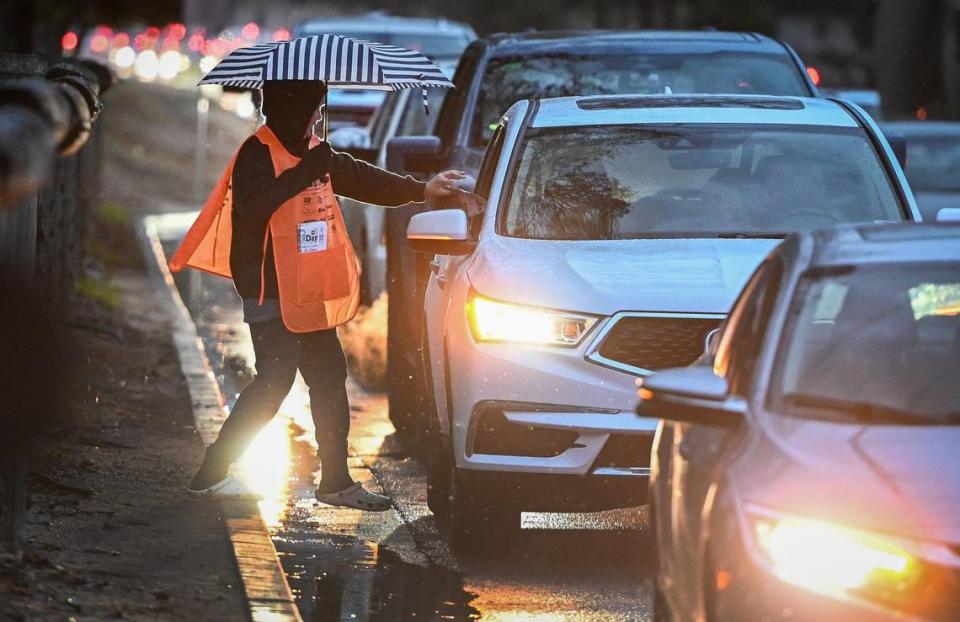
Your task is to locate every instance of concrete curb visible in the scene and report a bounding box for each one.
[139,215,303,622]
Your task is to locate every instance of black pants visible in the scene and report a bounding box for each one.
[209,319,352,491]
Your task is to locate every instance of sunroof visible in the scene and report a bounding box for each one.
[576,96,805,111]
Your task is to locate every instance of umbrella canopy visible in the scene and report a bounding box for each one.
[198,34,454,91]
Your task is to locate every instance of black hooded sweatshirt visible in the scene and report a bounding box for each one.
[229,84,426,302]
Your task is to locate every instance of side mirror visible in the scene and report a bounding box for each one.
[936,207,960,223]
[407,209,474,255]
[636,367,745,427]
[884,131,907,168]
[387,135,443,175]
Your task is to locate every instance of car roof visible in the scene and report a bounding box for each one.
[526,94,857,129]
[477,29,791,57]
[295,13,475,37]
[805,223,960,268]
[881,121,960,138]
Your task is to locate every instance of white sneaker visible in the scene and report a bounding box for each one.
[315,482,391,511]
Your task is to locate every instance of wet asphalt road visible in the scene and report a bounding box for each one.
[159,224,654,621]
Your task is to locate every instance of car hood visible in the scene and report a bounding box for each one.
[914,191,960,222]
[467,236,779,316]
[733,416,960,545]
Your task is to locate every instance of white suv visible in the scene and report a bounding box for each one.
[407,94,919,548]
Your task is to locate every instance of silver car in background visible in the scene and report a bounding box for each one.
[640,223,960,622]
[883,122,960,222]
[295,12,475,131]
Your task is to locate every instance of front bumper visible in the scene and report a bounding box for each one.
[446,312,659,480]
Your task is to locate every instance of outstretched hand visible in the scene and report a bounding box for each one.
[424,170,467,202]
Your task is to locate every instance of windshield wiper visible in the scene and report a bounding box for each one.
[717,232,787,239]
[781,393,941,425]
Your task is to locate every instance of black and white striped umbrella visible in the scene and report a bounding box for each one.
[198,34,453,96]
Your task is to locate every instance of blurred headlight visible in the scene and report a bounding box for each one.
[751,508,918,596]
[114,46,136,68]
[158,50,182,80]
[468,294,596,346]
[134,50,159,81]
[199,55,219,74]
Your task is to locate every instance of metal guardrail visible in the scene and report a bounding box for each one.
[0,52,111,550]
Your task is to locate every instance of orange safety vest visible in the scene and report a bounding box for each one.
[169,125,360,332]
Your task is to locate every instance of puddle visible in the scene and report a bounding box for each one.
[154,218,478,620]
[280,534,478,621]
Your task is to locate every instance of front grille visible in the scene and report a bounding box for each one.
[593,315,723,374]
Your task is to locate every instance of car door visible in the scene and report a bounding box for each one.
[663,258,783,619]
[424,120,507,433]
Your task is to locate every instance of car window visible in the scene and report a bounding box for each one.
[501,125,904,240]
[470,52,809,146]
[902,136,960,192]
[469,121,507,236]
[396,88,448,137]
[368,93,402,148]
[771,262,960,422]
[475,122,507,199]
[435,47,481,147]
[714,258,784,395]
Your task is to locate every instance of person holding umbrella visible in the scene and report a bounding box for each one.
[172,36,463,510]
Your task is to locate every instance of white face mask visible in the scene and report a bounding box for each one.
[307,104,327,142]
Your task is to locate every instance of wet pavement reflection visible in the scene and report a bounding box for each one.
[158,220,652,621]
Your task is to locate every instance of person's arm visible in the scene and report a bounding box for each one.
[233,138,460,217]
[326,147,426,206]
[232,138,331,218]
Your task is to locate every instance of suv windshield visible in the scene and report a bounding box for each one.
[501,125,902,240]
[772,263,960,423]
[471,52,809,145]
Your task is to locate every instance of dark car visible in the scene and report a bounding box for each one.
[382,29,819,437]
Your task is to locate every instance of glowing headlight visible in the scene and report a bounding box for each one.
[752,509,917,595]
[468,294,596,346]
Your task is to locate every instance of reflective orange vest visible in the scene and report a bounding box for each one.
[169,125,360,332]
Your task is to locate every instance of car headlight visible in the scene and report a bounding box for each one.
[750,507,921,603]
[467,293,597,346]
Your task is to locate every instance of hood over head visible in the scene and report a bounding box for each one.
[261,80,327,152]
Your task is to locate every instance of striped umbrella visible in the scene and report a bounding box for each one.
[198,34,453,112]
